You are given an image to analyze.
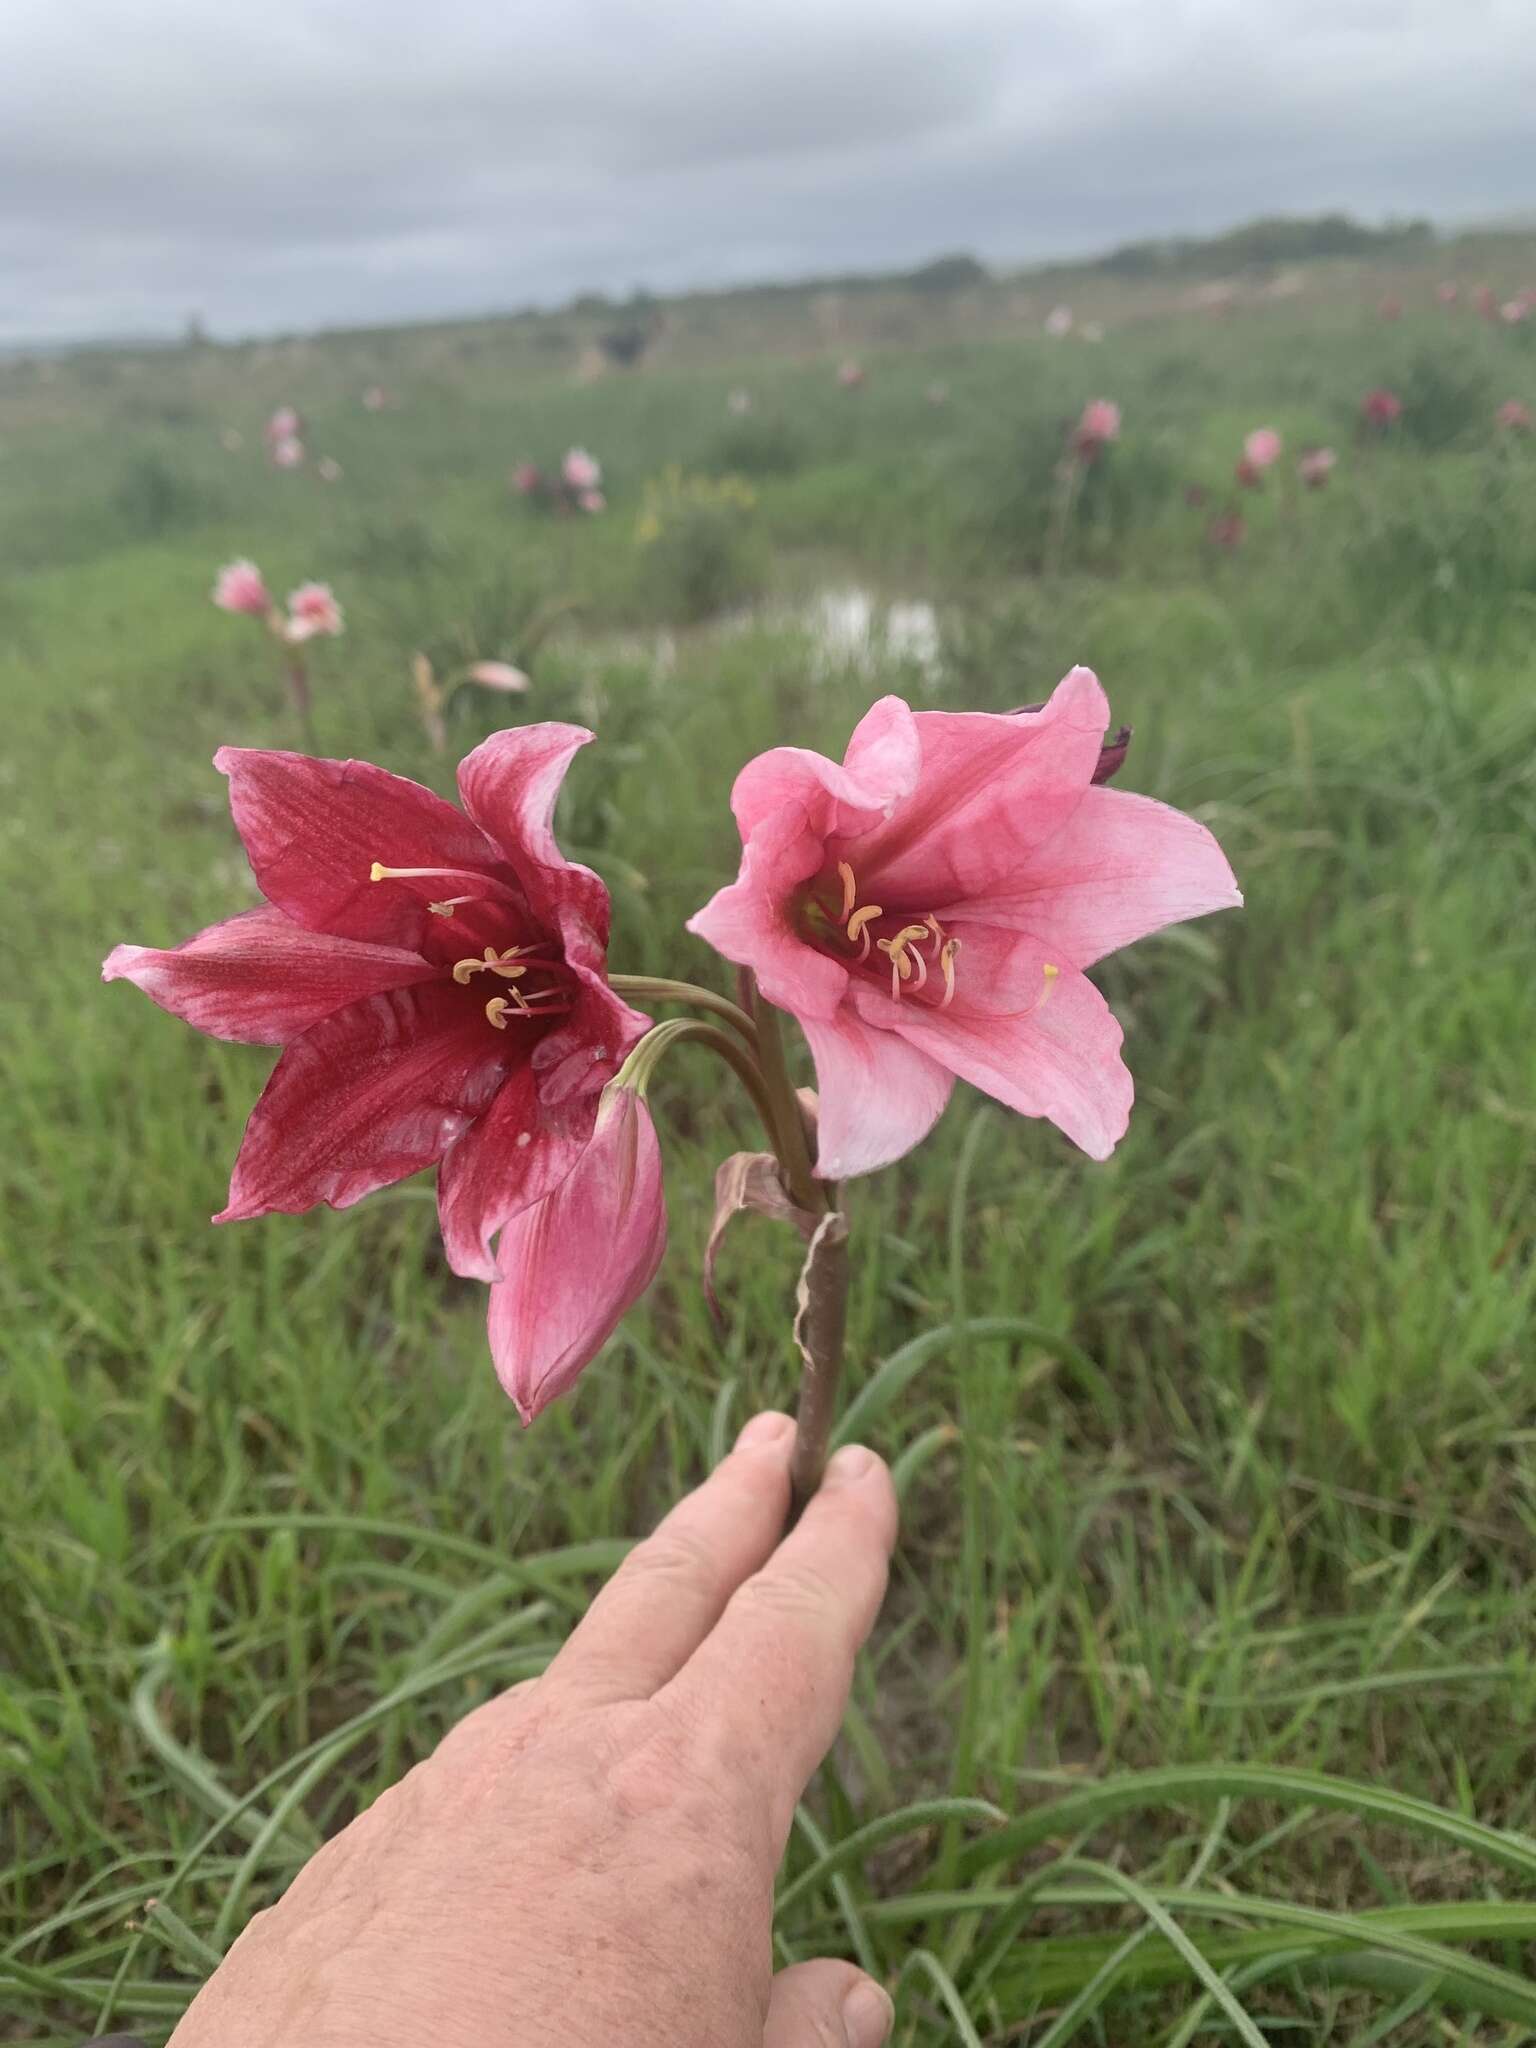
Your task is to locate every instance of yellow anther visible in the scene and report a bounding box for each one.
[836,861,858,923]
[938,938,961,1009]
[452,947,530,985]
[484,997,511,1029]
[1039,963,1060,1008]
[845,903,883,959]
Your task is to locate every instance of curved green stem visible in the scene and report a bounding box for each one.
[615,1017,777,1144]
[609,973,759,1049]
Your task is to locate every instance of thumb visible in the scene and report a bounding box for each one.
[763,1960,894,2048]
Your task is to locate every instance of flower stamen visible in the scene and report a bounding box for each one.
[452,946,534,985]
[877,924,932,1001]
[845,903,883,959]
[836,861,858,924]
[938,938,961,1009]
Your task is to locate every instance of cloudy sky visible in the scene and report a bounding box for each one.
[3,0,1532,343]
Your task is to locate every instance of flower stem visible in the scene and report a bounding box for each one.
[614,1016,778,1145]
[608,974,758,1049]
[742,976,847,1513]
[285,659,318,754]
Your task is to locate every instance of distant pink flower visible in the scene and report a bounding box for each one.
[1501,300,1529,325]
[266,406,301,445]
[1361,389,1403,430]
[488,1080,667,1422]
[1243,427,1282,471]
[577,488,606,514]
[362,385,388,411]
[1297,447,1337,488]
[1073,398,1120,457]
[1044,305,1073,338]
[468,661,531,692]
[512,462,543,495]
[317,456,343,483]
[1437,282,1460,306]
[1497,400,1533,433]
[213,559,273,619]
[1208,511,1246,550]
[562,448,601,491]
[688,669,1240,1176]
[838,360,867,389]
[1475,286,1498,319]
[271,435,305,470]
[285,583,344,642]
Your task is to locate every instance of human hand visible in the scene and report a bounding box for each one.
[165,1413,898,2048]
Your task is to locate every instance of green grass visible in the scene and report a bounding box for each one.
[3,253,1536,2043]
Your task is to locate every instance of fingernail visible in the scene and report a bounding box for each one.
[824,1444,877,1487]
[842,1979,894,2048]
[735,1410,794,1452]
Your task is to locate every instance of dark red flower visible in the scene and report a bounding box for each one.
[104,728,650,1287]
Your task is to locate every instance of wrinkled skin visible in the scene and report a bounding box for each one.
[168,1418,897,2048]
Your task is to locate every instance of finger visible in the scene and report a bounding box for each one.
[763,1961,894,2048]
[541,1410,798,1706]
[661,1443,896,1841]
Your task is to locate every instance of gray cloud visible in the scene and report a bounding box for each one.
[2,0,1533,341]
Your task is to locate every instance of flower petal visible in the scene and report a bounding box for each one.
[102,906,435,1045]
[970,787,1243,967]
[216,983,512,1222]
[688,802,848,1022]
[845,667,1110,902]
[729,695,921,843]
[487,1087,668,1422]
[456,722,608,936]
[436,1064,594,1281]
[216,747,510,957]
[877,956,1132,1161]
[798,1008,953,1179]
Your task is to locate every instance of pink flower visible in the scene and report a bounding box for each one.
[271,435,305,470]
[577,488,606,514]
[362,385,388,411]
[1437,282,1460,306]
[1297,447,1337,488]
[488,1080,667,1421]
[1361,389,1403,430]
[512,462,543,496]
[1497,400,1533,433]
[688,670,1240,1177]
[1243,428,1282,471]
[265,406,301,445]
[103,729,653,1403]
[838,360,866,389]
[468,661,531,692]
[562,448,601,491]
[285,582,344,641]
[213,559,273,619]
[1501,300,1529,325]
[1074,399,1120,457]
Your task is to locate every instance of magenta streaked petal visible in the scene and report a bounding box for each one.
[102,906,436,1045]
[436,1064,593,1281]
[215,983,511,1223]
[487,1086,667,1423]
[216,747,511,958]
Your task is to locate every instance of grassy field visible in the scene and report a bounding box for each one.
[4,247,1536,2043]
